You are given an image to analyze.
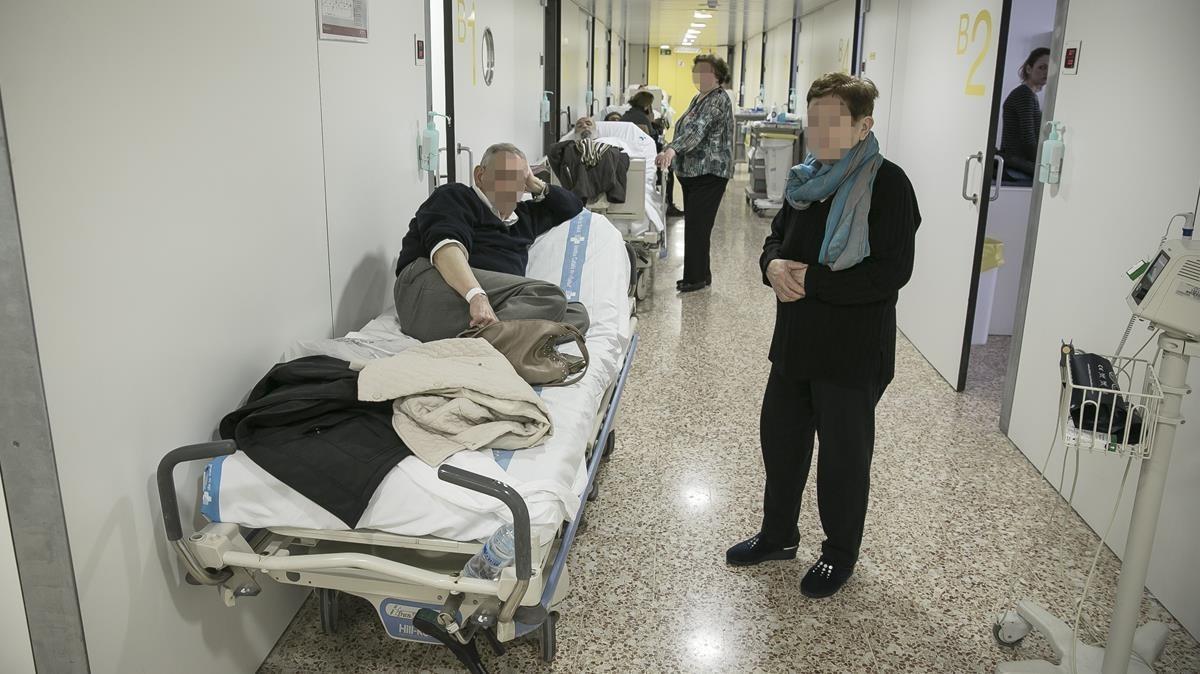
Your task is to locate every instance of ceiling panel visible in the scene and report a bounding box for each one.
[611,0,841,48]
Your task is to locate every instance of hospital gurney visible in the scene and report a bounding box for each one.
[547,120,665,302]
[156,212,638,673]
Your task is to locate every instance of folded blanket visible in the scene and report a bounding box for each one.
[357,338,552,466]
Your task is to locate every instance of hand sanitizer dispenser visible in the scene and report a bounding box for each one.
[420,111,450,175]
[541,91,553,123]
[1038,121,1065,185]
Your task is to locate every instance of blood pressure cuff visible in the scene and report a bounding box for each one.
[1066,350,1144,443]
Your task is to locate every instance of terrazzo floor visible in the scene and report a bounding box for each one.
[259,175,1200,673]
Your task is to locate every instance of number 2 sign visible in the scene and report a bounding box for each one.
[957,10,993,97]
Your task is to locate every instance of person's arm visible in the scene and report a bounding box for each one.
[413,187,496,327]
[801,170,921,305]
[759,206,788,287]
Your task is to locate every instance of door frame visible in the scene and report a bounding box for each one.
[1000,0,1071,428]
[543,0,562,155]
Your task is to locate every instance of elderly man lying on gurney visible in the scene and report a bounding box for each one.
[394,142,590,343]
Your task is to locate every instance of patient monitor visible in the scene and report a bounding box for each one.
[1128,237,1200,338]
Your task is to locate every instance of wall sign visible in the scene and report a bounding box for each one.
[957,9,994,97]
[415,35,426,66]
[318,0,368,43]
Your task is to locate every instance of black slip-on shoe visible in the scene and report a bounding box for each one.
[677,280,710,293]
[725,533,799,567]
[666,205,686,218]
[799,557,855,598]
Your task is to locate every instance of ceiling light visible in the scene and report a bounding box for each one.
[660,44,670,49]
[694,11,713,19]
[690,23,707,28]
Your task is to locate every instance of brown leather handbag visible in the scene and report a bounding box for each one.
[458,320,589,387]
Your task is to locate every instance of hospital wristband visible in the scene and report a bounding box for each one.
[464,287,487,303]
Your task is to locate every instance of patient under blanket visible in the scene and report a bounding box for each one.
[547,137,629,205]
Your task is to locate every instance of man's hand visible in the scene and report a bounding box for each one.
[766,259,808,302]
[524,166,546,196]
[654,147,676,169]
[469,294,499,328]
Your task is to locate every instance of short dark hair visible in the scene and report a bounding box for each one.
[693,54,730,85]
[806,72,879,121]
[629,90,654,112]
[1019,47,1051,81]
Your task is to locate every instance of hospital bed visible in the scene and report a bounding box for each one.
[156,211,637,672]
[547,120,665,302]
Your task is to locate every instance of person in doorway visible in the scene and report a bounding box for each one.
[998,47,1050,185]
[654,54,735,292]
[726,73,921,598]
[393,143,589,343]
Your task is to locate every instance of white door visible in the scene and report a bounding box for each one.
[864,0,1005,389]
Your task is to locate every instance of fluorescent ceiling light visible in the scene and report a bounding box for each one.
[693,11,713,18]
[690,23,706,28]
[660,44,670,49]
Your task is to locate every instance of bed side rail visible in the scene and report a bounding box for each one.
[156,440,237,585]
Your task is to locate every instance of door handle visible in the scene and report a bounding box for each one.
[989,154,1005,201]
[961,151,983,204]
[456,143,475,187]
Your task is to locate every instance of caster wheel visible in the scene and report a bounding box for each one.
[318,588,340,635]
[635,272,649,301]
[993,610,1030,648]
[603,431,616,459]
[539,611,559,663]
[587,478,599,502]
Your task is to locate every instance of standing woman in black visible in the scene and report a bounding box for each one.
[654,55,735,293]
[726,73,921,598]
[998,47,1050,184]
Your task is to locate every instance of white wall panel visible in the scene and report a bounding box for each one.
[0,2,326,671]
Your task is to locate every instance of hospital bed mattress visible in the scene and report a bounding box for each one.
[200,212,633,544]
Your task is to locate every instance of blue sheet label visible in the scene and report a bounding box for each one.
[558,210,592,302]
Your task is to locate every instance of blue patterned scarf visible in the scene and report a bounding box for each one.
[784,132,883,270]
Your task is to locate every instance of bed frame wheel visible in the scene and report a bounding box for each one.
[318,588,340,634]
[539,610,559,663]
[586,478,599,502]
[603,431,616,459]
[635,270,649,300]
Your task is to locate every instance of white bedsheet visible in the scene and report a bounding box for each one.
[203,212,633,543]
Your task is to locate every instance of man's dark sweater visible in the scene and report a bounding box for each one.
[395,183,585,277]
[760,159,921,387]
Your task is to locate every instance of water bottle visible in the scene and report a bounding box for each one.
[461,523,516,580]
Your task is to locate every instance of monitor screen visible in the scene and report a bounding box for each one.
[1132,250,1170,305]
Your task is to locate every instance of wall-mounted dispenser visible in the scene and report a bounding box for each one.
[419,111,451,176]
[541,91,553,123]
[1038,121,1065,185]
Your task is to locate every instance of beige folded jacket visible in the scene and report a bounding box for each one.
[356,338,552,466]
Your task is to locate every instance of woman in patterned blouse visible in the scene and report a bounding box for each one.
[655,54,735,293]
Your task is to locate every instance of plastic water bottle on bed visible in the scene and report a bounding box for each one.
[461,523,516,580]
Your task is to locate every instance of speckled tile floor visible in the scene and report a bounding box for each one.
[259,175,1200,673]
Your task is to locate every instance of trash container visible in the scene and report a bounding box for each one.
[971,237,1006,345]
[761,135,795,201]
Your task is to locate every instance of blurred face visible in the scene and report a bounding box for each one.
[691,62,719,93]
[605,112,622,122]
[1028,55,1050,87]
[805,95,873,163]
[574,117,596,139]
[474,151,528,218]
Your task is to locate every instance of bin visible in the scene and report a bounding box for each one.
[761,135,795,200]
[971,237,1006,345]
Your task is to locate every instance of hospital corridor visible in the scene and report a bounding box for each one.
[2,1,1199,674]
